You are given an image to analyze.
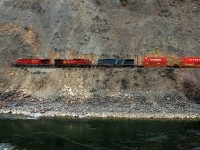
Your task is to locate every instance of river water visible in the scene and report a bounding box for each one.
[0,116,200,150]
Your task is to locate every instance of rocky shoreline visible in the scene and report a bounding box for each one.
[0,89,200,119]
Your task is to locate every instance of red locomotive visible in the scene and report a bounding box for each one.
[54,59,92,66]
[15,58,51,66]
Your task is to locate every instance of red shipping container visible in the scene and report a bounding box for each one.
[181,57,200,67]
[143,57,167,67]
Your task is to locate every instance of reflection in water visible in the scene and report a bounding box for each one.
[0,117,200,150]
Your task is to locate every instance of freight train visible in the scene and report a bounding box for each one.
[14,57,200,68]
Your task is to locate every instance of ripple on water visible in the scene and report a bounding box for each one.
[145,134,169,142]
[191,147,200,150]
[0,143,15,150]
[187,130,200,135]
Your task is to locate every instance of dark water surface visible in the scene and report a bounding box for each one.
[0,116,200,150]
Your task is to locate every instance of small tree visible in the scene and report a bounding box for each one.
[120,0,128,6]
[96,0,101,5]
[156,0,169,12]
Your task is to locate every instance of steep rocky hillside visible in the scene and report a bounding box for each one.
[0,0,200,118]
[0,0,199,64]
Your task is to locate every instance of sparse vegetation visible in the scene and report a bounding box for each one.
[120,0,128,6]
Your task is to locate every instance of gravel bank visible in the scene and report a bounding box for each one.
[0,89,200,119]
[0,67,200,119]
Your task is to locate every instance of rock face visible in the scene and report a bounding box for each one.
[0,0,199,118]
[0,0,199,64]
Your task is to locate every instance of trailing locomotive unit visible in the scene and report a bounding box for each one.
[54,59,92,67]
[97,59,134,67]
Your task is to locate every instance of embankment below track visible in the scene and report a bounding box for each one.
[0,67,200,119]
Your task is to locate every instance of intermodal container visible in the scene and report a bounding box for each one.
[143,57,167,67]
[181,57,200,67]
